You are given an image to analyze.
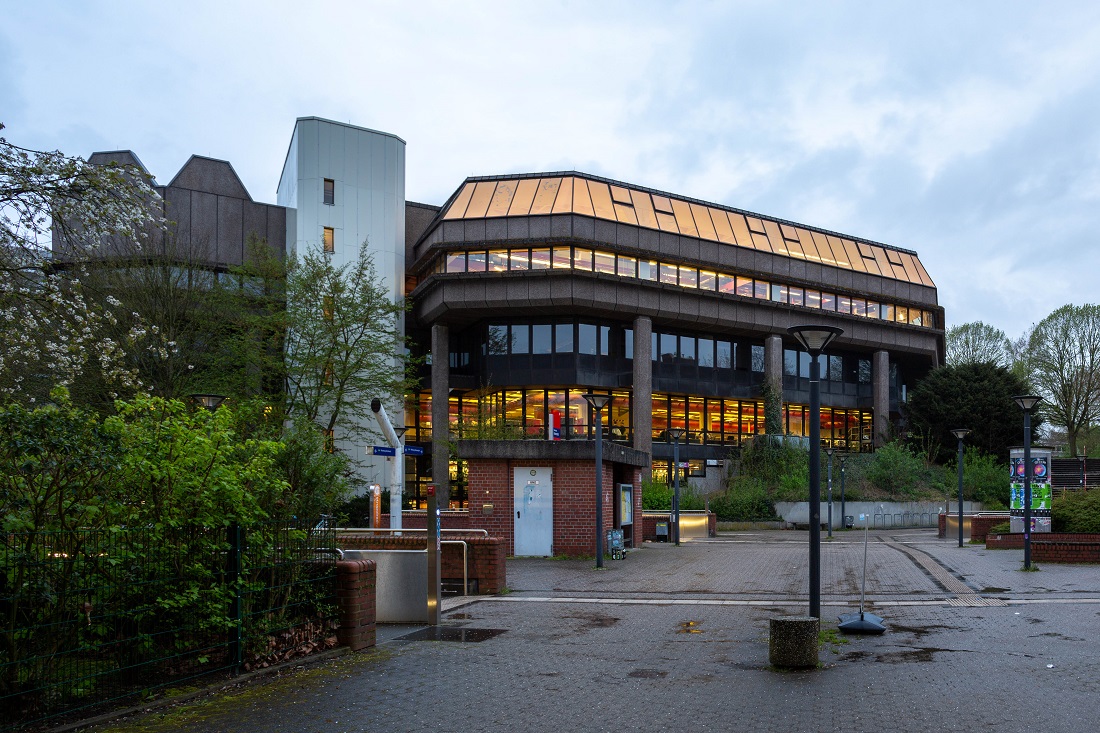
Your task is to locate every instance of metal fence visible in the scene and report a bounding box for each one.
[0,520,338,731]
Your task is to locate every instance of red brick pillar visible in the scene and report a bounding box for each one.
[336,559,376,651]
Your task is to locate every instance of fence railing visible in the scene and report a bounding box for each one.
[1,520,338,731]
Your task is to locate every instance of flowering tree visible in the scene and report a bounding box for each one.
[0,124,164,401]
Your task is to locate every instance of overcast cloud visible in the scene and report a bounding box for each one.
[3,0,1098,337]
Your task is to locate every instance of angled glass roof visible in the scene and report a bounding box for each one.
[440,174,935,288]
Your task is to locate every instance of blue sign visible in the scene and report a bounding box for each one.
[372,446,396,456]
[403,445,424,456]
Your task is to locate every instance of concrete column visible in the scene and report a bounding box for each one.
[632,315,653,483]
[431,324,451,506]
[764,334,784,434]
[873,350,890,448]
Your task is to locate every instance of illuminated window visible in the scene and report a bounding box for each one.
[323,295,334,320]
[323,361,334,386]
[446,252,466,273]
[322,227,334,253]
[679,266,698,289]
[323,179,335,205]
[322,429,335,453]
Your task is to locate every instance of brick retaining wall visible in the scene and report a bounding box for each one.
[986,532,1100,563]
[335,559,376,651]
[641,512,717,542]
[339,534,506,594]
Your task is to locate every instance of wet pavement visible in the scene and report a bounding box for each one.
[95,529,1100,733]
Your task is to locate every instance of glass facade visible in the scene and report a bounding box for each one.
[430,244,936,330]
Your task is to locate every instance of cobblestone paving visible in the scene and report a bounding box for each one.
[100,529,1100,733]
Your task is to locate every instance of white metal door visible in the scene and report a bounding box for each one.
[514,467,553,556]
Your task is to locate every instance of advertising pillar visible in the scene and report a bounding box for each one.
[1010,447,1052,534]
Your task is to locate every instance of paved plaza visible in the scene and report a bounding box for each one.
[97,529,1100,733]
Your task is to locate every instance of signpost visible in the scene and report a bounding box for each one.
[371,445,396,456]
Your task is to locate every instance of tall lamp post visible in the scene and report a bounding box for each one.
[839,456,847,529]
[668,427,686,546]
[951,429,970,548]
[787,325,844,619]
[583,393,611,569]
[825,448,835,539]
[1013,395,1042,570]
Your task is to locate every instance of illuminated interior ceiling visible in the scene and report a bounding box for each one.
[441,174,935,287]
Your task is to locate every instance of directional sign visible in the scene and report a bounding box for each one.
[403,445,424,456]
[371,446,396,456]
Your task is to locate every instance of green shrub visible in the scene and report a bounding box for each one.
[641,477,673,510]
[989,521,1011,534]
[947,448,1009,508]
[865,441,926,496]
[1052,490,1100,533]
[710,477,778,521]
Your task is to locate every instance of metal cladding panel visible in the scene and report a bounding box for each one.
[217,195,244,266]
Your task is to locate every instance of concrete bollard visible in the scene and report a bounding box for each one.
[769,616,819,669]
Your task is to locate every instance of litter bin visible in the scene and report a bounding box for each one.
[655,521,669,542]
[606,529,625,559]
[844,515,854,529]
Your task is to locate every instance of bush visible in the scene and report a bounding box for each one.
[641,477,673,510]
[640,477,705,511]
[955,448,1009,508]
[710,477,778,521]
[989,521,1011,534]
[1052,490,1100,533]
[865,441,927,497]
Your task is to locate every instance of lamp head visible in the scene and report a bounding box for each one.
[951,428,971,441]
[1012,395,1042,412]
[190,394,226,411]
[581,392,611,411]
[667,427,686,441]
[787,325,844,355]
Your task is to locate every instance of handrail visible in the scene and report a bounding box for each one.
[334,527,488,536]
[441,540,468,595]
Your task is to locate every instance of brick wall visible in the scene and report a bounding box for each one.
[970,516,1010,542]
[377,458,643,558]
[335,559,375,651]
[338,534,505,593]
[937,513,1010,542]
[640,512,717,542]
[1033,537,1100,563]
[986,532,1100,563]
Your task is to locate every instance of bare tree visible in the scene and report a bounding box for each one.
[1028,304,1100,457]
[945,321,1011,367]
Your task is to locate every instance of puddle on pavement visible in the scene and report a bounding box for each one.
[982,587,1009,593]
[889,624,954,639]
[397,627,506,643]
[628,669,668,679]
[446,613,480,620]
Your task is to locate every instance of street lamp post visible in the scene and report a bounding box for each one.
[826,448,834,539]
[668,427,686,546]
[951,429,970,548]
[787,325,844,619]
[839,456,847,529]
[1013,395,1042,570]
[583,393,611,569]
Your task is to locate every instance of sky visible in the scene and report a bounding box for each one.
[2,0,1098,337]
